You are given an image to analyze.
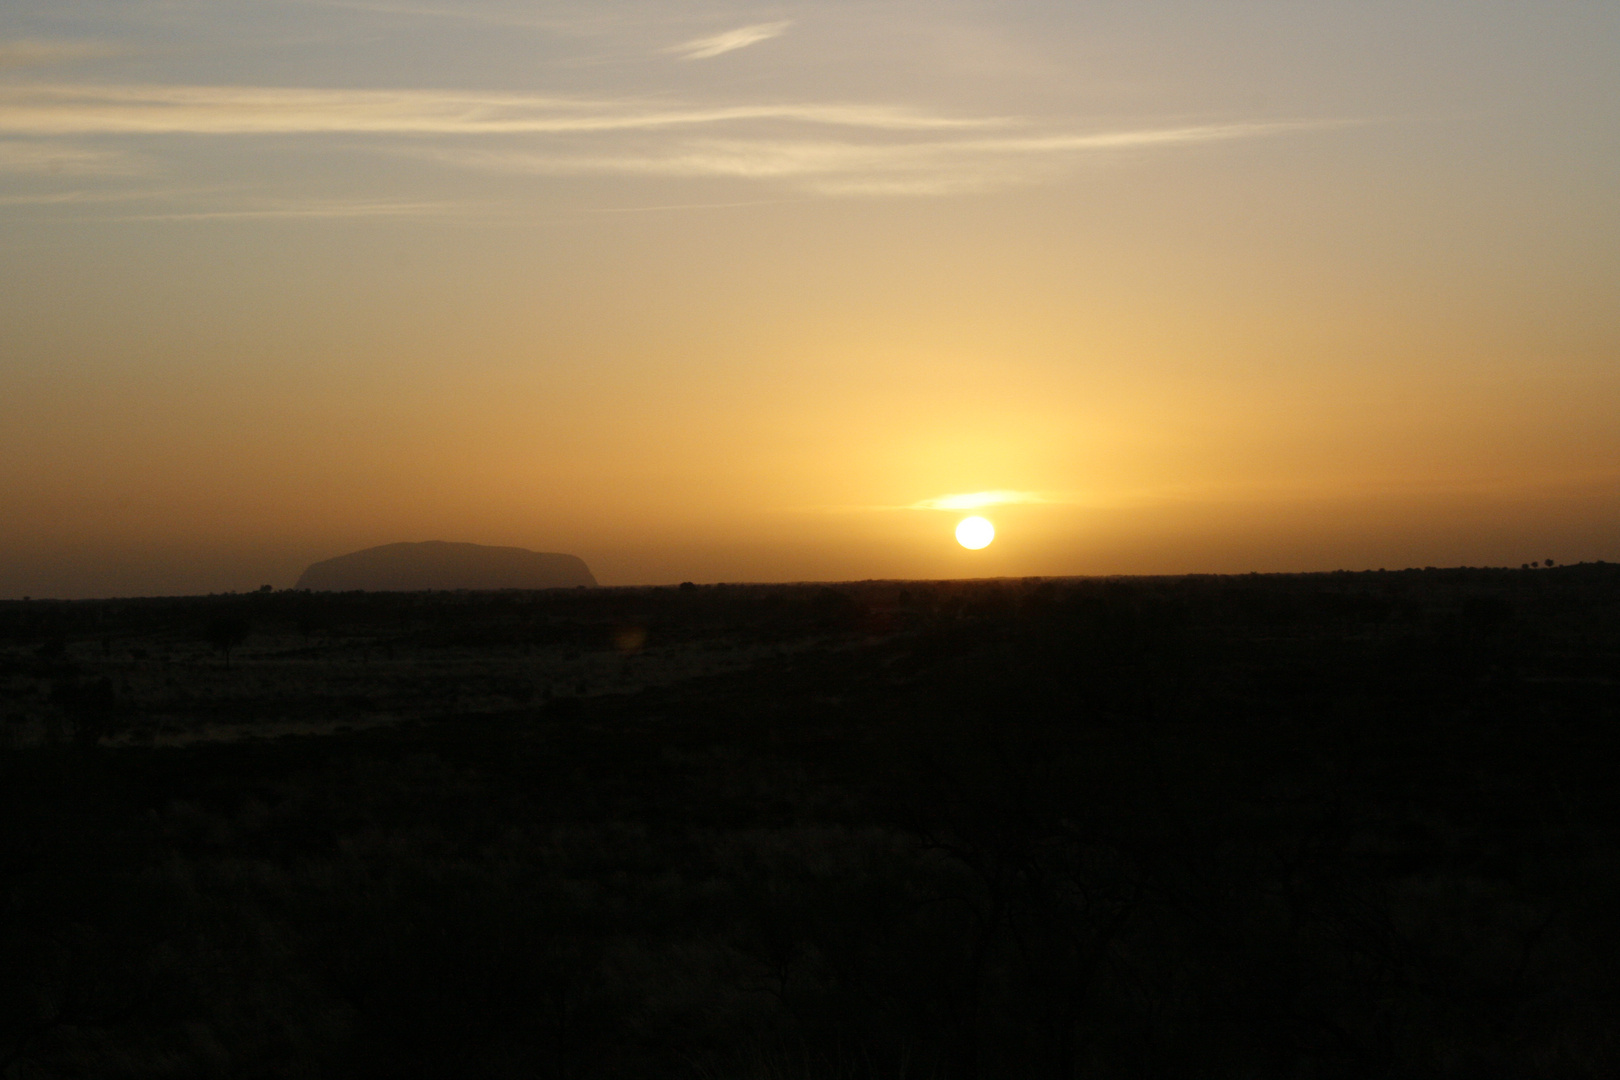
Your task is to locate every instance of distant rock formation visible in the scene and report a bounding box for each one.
[296,541,596,592]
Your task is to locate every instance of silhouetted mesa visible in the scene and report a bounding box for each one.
[295,541,596,591]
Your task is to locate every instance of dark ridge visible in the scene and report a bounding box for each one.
[295,540,595,591]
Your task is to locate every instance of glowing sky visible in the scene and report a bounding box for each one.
[3,1,1617,596]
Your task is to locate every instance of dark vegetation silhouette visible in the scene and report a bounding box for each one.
[1,565,1617,1077]
[204,611,250,669]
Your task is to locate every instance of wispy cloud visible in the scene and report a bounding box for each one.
[0,81,1346,207]
[799,466,1620,518]
[0,40,122,69]
[423,121,1322,196]
[667,21,791,61]
[0,84,1002,136]
[909,490,1052,511]
[801,490,1073,514]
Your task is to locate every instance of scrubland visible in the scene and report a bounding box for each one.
[2,567,1617,1077]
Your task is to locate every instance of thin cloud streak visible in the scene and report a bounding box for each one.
[886,467,1620,517]
[0,81,1347,210]
[0,84,1007,136]
[423,121,1326,195]
[797,490,1079,515]
[668,22,791,61]
[804,468,1606,518]
[910,490,1052,511]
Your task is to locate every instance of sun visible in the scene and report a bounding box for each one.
[955,516,995,550]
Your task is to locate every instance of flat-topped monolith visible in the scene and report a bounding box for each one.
[296,541,596,592]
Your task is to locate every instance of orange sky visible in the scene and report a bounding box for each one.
[2,2,1617,596]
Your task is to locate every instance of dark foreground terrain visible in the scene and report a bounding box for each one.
[2,567,1618,1078]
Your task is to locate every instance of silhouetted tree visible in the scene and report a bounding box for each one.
[204,613,250,669]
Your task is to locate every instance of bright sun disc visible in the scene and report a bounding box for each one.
[955,516,995,550]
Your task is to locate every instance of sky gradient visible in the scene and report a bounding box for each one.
[3,1,1618,596]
